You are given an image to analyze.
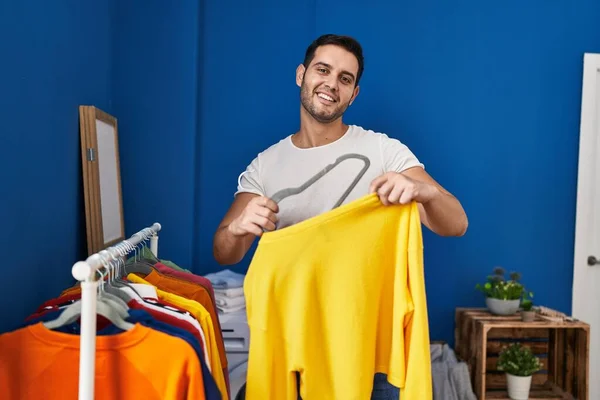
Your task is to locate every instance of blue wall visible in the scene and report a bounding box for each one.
[195,1,600,344]
[2,0,600,345]
[0,1,113,333]
[111,0,202,269]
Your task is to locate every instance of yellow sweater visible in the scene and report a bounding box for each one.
[243,193,432,400]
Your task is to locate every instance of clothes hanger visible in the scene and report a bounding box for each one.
[95,263,130,318]
[43,266,134,331]
[270,153,371,208]
[140,235,160,264]
[124,229,160,266]
[110,242,159,301]
[266,153,371,231]
[122,234,156,276]
[43,300,135,331]
[96,250,134,306]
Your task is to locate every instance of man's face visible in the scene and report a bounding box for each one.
[297,45,360,124]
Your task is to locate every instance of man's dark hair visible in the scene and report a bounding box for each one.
[303,34,364,86]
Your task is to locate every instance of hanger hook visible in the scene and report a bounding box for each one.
[116,242,127,278]
[99,250,116,287]
[106,247,120,284]
[96,251,111,296]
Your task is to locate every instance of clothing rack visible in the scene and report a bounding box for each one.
[71,222,162,400]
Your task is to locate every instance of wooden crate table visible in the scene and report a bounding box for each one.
[454,307,590,400]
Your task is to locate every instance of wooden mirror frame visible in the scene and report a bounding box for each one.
[79,106,125,255]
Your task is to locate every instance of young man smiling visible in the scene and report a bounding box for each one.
[213,34,468,398]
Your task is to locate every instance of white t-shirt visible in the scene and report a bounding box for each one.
[235,124,424,229]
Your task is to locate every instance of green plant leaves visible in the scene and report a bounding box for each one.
[475,267,534,301]
[497,343,542,376]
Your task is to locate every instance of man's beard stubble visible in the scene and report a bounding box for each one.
[300,81,350,124]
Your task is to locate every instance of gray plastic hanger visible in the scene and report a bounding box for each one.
[43,300,135,331]
[271,153,371,208]
[95,264,129,317]
[122,239,155,276]
[107,244,155,302]
[264,153,370,232]
[96,251,133,305]
[43,266,134,331]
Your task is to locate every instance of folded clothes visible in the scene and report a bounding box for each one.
[217,303,246,314]
[214,287,244,298]
[215,295,245,308]
[204,269,245,289]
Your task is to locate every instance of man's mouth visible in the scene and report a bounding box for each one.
[316,92,336,103]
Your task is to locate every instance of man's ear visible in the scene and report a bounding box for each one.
[349,85,360,105]
[296,64,306,87]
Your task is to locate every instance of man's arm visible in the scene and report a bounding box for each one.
[213,193,279,265]
[402,167,468,237]
[370,167,468,237]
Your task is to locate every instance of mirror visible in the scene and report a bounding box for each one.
[79,105,125,255]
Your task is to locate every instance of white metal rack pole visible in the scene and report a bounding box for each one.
[70,222,161,400]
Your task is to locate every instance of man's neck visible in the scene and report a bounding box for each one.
[292,109,348,148]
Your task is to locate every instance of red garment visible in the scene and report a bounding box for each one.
[32,293,81,312]
[25,293,83,322]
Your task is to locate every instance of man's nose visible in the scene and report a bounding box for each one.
[323,75,338,92]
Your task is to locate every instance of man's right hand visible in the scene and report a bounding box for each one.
[227,196,279,237]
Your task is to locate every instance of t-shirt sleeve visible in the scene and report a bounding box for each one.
[380,133,424,173]
[234,155,265,197]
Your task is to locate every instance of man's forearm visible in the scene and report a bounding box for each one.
[213,225,252,265]
[422,189,468,237]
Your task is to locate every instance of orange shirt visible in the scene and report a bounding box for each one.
[0,322,205,399]
[58,270,228,376]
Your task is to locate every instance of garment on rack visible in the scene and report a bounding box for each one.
[0,322,206,399]
[130,268,228,371]
[14,252,231,400]
[53,275,228,399]
[26,294,212,370]
[243,193,432,400]
[22,307,221,399]
[142,264,232,400]
[128,268,229,388]
[127,273,229,400]
[153,262,218,301]
[130,245,193,273]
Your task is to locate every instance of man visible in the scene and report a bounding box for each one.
[213,34,468,398]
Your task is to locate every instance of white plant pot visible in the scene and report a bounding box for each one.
[486,297,520,315]
[506,373,532,400]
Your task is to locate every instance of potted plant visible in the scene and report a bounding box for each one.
[475,267,527,315]
[520,291,535,322]
[497,343,542,400]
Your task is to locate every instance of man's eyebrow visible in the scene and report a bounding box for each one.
[313,62,356,81]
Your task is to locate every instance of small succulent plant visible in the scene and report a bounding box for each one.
[475,266,533,302]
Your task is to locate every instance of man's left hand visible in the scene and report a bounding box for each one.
[369,172,439,206]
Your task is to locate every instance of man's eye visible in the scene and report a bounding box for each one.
[318,68,327,73]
